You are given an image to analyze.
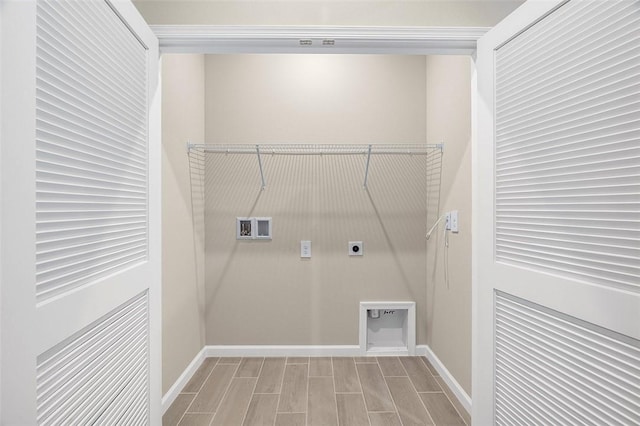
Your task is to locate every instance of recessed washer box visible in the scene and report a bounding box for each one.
[359,301,416,356]
[236,217,272,240]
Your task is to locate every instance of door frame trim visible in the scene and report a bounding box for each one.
[152,25,489,55]
[151,23,483,420]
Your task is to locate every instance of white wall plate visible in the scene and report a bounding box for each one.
[349,241,363,256]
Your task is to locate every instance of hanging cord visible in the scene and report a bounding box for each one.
[444,225,450,289]
[426,213,450,289]
[426,214,446,240]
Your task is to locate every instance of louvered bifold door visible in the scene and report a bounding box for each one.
[475,0,640,424]
[26,0,159,423]
[492,0,640,423]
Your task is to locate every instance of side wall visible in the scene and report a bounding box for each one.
[204,54,429,346]
[161,54,206,394]
[425,56,472,396]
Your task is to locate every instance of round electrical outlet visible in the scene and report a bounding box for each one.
[349,241,363,256]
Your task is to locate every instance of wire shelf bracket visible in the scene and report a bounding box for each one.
[256,144,266,190]
[363,144,373,189]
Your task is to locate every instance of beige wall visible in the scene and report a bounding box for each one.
[134,0,523,27]
[161,54,206,394]
[205,55,426,143]
[425,55,472,395]
[203,55,429,345]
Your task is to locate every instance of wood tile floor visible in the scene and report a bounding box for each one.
[164,357,470,426]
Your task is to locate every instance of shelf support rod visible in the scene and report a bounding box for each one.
[363,144,372,189]
[256,144,266,190]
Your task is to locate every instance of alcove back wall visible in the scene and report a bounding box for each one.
[204,55,429,345]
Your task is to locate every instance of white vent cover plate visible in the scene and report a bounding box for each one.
[36,291,150,425]
[495,291,640,425]
[35,0,149,301]
[494,0,640,292]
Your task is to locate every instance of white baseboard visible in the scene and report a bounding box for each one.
[162,344,471,417]
[162,347,206,415]
[423,345,472,415]
[205,345,361,357]
[206,344,429,358]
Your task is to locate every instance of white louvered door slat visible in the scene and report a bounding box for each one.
[476,0,640,424]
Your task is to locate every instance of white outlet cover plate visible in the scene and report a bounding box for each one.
[450,210,459,233]
[301,240,311,258]
[349,241,363,256]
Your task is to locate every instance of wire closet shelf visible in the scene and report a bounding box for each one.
[187,143,443,189]
[187,143,442,155]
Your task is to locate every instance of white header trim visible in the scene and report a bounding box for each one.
[152,25,489,54]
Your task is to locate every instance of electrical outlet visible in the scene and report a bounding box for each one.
[349,241,363,256]
[301,240,311,258]
[451,210,459,233]
[445,212,451,230]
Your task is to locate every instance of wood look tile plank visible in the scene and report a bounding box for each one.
[419,393,466,426]
[309,357,333,377]
[274,413,306,426]
[399,357,441,392]
[188,363,237,413]
[183,358,219,393]
[242,394,279,426]
[377,357,406,377]
[356,363,395,412]
[211,377,257,426]
[353,356,376,363]
[336,393,369,426]
[163,393,195,426]
[219,357,242,364]
[308,377,338,426]
[178,413,214,426]
[368,412,402,426]
[278,364,308,413]
[236,357,264,378]
[420,357,439,377]
[385,377,433,425]
[255,358,286,393]
[286,357,309,364]
[332,357,361,393]
[435,377,470,426]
